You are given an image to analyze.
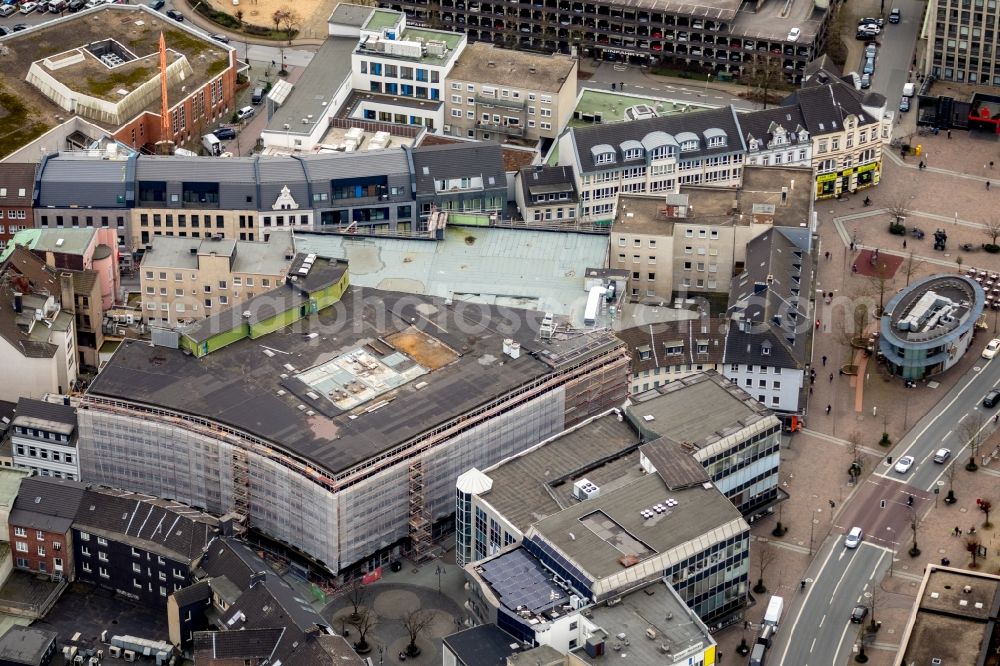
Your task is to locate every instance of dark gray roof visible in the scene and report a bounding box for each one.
[568,105,745,173]
[88,286,622,476]
[639,437,710,490]
[0,625,56,665]
[198,537,259,591]
[13,398,76,429]
[784,80,880,134]
[265,37,356,136]
[298,150,411,181]
[171,579,213,608]
[517,165,578,204]
[727,227,812,367]
[193,628,285,662]
[0,400,15,435]
[738,106,808,150]
[0,164,36,206]
[410,143,506,196]
[74,487,219,563]
[443,624,519,666]
[0,247,61,359]
[617,319,728,375]
[36,154,132,208]
[9,477,87,534]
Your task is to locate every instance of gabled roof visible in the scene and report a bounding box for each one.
[739,106,808,151]
[443,624,520,666]
[171,579,213,608]
[568,106,745,173]
[74,487,219,563]
[785,80,880,134]
[410,143,506,196]
[193,628,286,662]
[616,319,728,375]
[517,165,578,204]
[13,397,76,429]
[9,477,86,534]
[0,164,36,205]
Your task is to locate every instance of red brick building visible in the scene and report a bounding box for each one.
[8,477,86,581]
[0,164,35,251]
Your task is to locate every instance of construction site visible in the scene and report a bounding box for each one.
[77,277,629,575]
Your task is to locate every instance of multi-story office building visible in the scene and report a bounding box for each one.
[138,231,295,326]
[385,0,826,84]
[0,248,77,401]
[0,164,35,252]
[8,477,86,580]
[558,106,746,222]
[626,371,783,518]
[926,0,1000,86]
[443,42,577,142]
[79,267,629,574]
[72,487,221,608]
[10,398,80,481]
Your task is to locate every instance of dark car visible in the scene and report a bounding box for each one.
[67,0,85,10]
[889,7,901,22]
[165,8,183,20]
[985,390,1000,408]
[11,23,27,31]
[213,127,236,140]
[850,605,868,624]
[899,97,910,112]
[210,33,230,44]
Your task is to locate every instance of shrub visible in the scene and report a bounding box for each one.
[985,244,1000,254]
[889,223,906,235]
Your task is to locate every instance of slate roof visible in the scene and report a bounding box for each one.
[193,628,285,662]
[74,487,219,563]
[171,579,212,608]
[727,226,812,367]
[0,247,61,359]
[617,319,729,375]
[0,164,36,207]
[738,106,809,151]
[35,154,132,209]
[197,537,259,591]
[784,79,880,134]
[443,624,520,666]
[567,105,746,173]
[518,165,578,204]
[13,397,77,429]
[9,477,86,534]
[410,143,506,196]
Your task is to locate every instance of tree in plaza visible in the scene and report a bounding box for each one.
[983,216,1000,249]
[961,414,984,472]
[966,537,983,568]
[403,609,437,657]
[277,7,301,45]
[886,194,910,225]
[865,260,895,317]
[272,8,287,35]
[978,498,993,529]
[908,507,921,557]
[352,609,376,653]
[753,542,776,594]
[945,459,957,503]
[345,577,370,623]
[902,250,923,288]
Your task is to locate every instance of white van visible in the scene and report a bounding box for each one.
[201,133,222,156]
[903,82,915,97]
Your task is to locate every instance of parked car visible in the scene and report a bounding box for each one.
[865,44,877,59]
[11,23,27,30]
[984,338,1000,359]
[210,33,230,44]
[860,73,871,89]
[858,16,884,26]
[213,126,236,140]
[67,0,85,11]
[165,8,183,20]
[850,605,868,624]
[863,57,875,74]
[0,5,14,15]
[889,7,901,22]
[933,448,951,463]
[147,0,163,9]
[236,106,254,121]
[845,526,863,549]
[984,389,1000,408]
[894,455,915,474]
[899,97,910,112]
[787,27,801,41]
[19,1,37,10]
[856,27,878,40]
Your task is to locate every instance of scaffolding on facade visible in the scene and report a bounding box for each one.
[408,458,434,562]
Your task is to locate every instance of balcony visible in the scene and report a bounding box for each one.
[475,94,526,111]
[476,121,525,136]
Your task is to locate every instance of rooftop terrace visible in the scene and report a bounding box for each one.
[569,89,709,128]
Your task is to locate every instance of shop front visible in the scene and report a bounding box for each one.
[815,161,881,199]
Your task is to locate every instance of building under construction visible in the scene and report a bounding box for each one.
[77,258,628,574]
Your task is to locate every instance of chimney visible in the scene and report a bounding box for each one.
[60,272,75,314]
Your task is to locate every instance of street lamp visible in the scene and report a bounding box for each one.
[809,507,821,556]
[886,526,896,577]
[702,72,712,98]
[435,564,443,594]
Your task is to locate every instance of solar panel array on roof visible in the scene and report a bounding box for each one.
[479,549,569,614]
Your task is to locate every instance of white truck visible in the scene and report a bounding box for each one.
[201,133,222,156]
[763,595,784,630]
[903,82,915,98]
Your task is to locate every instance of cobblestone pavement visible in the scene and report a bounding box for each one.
[715,129,1000,665]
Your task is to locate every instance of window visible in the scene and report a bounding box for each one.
[99,566,109,578]
[35,530,44,540]
[97,537,107,546]
[81,546,90,557]
[13,527,25,538]
[98,551,108,561]
[15,541,26,553]
[82,561,92,573]
[133,562,142,573]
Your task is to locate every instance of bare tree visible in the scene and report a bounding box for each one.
[902,250,923,288]
[271,8,287,35]
[886,195,910,225]
[402,609,437,657]
[866,261,895,317]
[956,254,964,273]
[345,577,370,623]
[753,542,776,593]
[979,498,993,529]
[962,413,984,472]
[966,537,982,568]
[277,7,301,45]
[744,53,782,108]
[908,507,921,557]
[945,460,957,503]
[352,609,377,652]
[867,585,881,633]
[984,216,1000,248]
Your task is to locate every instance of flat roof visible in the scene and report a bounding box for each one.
[88,286,621,476]
[898,567,1000,666]
[579,581,715,664]
[628,371,770,443]
[266,37,355,136]
[18,228,96,256]
[140,231,294,276]
[292,227,608,326]
[328,3,374,28]
[569,89,706,128]
[0,625,56,664]
[448,42,575,92]
[531,473,742,579]
[481,414,641,532]
[357,15,465,66]
[364,9,401,32]
[731,0,824,42]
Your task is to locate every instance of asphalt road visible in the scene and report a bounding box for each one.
[864,0,924,111]
[773,348,1000,664]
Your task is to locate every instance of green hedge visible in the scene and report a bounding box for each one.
[889,222,906,235]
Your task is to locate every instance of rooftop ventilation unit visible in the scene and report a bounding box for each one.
[572,478,600,500]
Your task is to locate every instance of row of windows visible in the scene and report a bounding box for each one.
[39,215,126,228]
[13,427,70,443]
[14,445,74,464]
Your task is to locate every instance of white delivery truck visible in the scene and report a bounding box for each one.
[903,82,915,98]
[201,133,222,156]
[763,595,784,630]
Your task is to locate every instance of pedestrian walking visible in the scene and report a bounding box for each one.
[826,404,831,415]
[991,161,995,169]
[994,413,998,423]
[825,250,831,260]
[829,372,834,383]
[850,241,855,251]
[953,527,959,536]
[947,129,952,139]
[822,355,827,366]
[611,82,616,91]
[809,385,813,395]
[903,239,907,249]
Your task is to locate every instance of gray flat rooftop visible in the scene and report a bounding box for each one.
[25,228,97,256]
[481,414,641,532]
[328,3,374,27]
[531,473,741,579]
[140,231,294,275]
[579,582,714,664]
[266,37,355,136]
[448,42,576,92]
[292,227,609,325]
[731,0,825,42]
[628,371,770,444]
[88,286,621,476]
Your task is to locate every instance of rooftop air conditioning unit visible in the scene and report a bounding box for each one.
[108,646,121,658]
[123,650,136,662]
[572,478,600,500]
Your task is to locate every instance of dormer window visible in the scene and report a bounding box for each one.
[591,144,616,165]
[637,345,651,361]
[624,148,642,160]
[664,342,684,355]
[681,140,699,152]
[620,139,644,161]
[748,138,759,151]
[704,128,727,149]
[762,343,771,356]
